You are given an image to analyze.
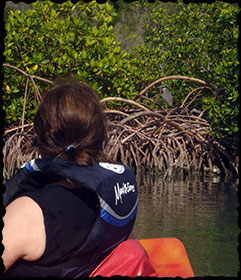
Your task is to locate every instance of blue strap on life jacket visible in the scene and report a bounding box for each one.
[13,157,138,227]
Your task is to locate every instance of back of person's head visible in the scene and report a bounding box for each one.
[33,80,108,166]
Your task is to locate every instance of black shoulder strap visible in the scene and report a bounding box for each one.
[30,256,90,270]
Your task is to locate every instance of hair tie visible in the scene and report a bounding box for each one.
[66,145,76,151]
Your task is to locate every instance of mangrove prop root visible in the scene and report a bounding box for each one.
[2,64,238,178]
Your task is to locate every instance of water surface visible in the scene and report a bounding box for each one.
[134,171,239,277]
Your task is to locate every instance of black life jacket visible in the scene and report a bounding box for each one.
[3,157,138,278]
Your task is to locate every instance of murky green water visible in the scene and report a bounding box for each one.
[134,170,239,277]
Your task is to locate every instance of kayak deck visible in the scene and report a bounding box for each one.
[90,237,194,277]
[139,237,194,278]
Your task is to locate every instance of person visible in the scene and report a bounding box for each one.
[2,81,142,278]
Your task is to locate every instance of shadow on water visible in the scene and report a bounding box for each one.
[134,169,239,277]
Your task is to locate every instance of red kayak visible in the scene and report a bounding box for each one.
[139,238,194,278]
[90,237,194,277]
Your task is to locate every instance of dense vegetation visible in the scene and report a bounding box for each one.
[3,0,239,151]
[131,0,239,148]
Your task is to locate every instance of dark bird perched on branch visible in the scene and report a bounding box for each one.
[159,84,173,106]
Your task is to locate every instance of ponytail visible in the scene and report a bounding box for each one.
[33,81,111,166]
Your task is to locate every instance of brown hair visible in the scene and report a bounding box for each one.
[32,80,110,166]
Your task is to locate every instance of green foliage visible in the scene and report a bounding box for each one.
[3,0,138,126]
[3,0,239,149]
[131,0,239,147]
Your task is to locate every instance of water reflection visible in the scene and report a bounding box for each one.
[134,170,239,277]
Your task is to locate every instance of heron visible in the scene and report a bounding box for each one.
[159,84,173,106]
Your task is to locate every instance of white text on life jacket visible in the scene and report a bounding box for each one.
[114,182,135,205]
